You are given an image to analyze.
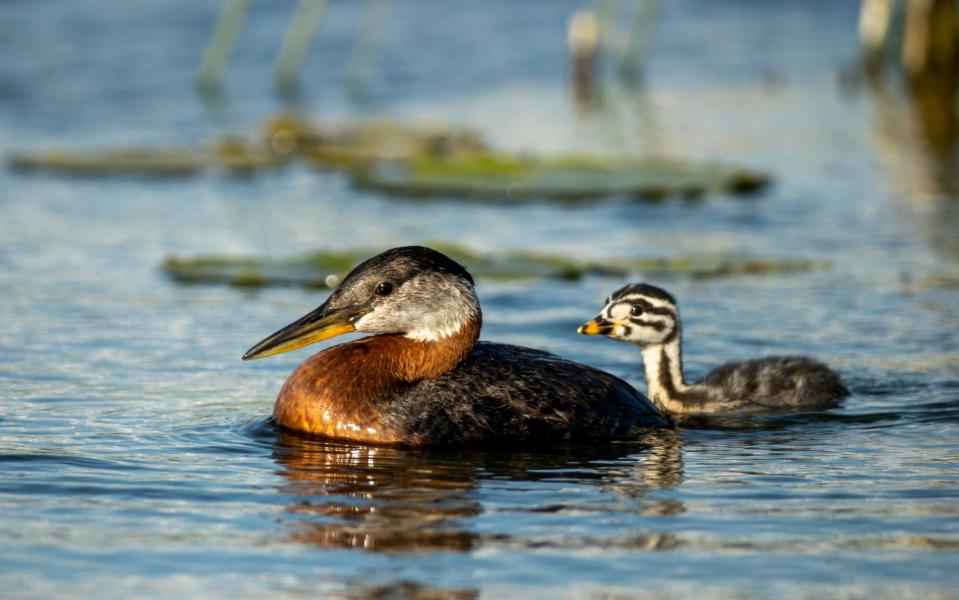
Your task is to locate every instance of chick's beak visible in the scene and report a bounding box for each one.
[577,317,614,336]
[242,299,372,360]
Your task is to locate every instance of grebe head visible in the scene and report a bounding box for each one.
[578,283,680,346]
[242,246,480,360]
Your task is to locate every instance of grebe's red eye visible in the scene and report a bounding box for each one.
[375,282,394,296]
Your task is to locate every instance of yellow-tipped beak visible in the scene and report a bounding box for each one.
[242,301,371,360]
[578,318,614,336]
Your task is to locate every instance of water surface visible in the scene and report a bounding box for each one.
[1,1,957,598]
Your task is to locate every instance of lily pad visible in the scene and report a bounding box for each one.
[163,243,825,289]
[351,154,770,201]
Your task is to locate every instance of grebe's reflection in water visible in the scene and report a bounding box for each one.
[271,429,686,554]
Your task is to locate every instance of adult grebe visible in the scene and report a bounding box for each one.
[578,283,849,416]
[243,247,667,445]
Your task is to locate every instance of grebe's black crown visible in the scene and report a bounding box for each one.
[345,246,474,287]
[610,283,676,305]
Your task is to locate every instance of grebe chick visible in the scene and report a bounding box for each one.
[578,283,849,416]
[243,247,667,446]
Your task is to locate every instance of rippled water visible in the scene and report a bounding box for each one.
[1,1,958,598]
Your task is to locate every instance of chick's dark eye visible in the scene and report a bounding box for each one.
[374,281,394,296]
[630,305,644,316]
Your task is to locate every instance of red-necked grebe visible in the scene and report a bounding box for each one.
[243,247,668,445]
[578,283,849,416]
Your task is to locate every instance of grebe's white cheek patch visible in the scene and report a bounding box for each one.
[608,302,632,321]
[405,318,465,342]
[354,310,394,334]
[353,312,374,331]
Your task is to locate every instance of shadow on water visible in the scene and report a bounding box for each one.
[263,428,685,554]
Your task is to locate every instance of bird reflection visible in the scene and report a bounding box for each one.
[602,429,685,508]
[273,431,480,552]
[271,428,686,553]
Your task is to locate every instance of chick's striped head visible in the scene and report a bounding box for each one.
[579,283,680,346]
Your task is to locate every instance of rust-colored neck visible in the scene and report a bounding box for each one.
[377,317,480,383]
[273,317,481,444]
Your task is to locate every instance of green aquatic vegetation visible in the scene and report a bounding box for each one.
[8,140,282,177]
[9,148,202,177]
[411,154,532,179]
[163,251,360,288]
[263,113,488,169]
[163,244,825,289]
[6,114,486,178]
[7,114,767,201]
[352,153,770,201]
[602,255,825,279]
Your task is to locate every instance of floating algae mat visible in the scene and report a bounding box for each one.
[7,139,282,177]
[6,114,486,178]
[263,114,487,169]
[352,154,770,201]
[7,113,770,199]
[163,244,824,289]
